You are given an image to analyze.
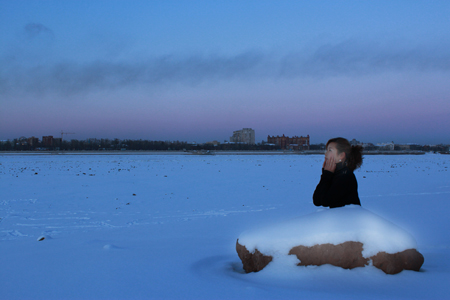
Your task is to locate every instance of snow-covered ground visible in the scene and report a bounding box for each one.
[1,154,449,300]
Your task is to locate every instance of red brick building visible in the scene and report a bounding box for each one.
[267,134,310,150]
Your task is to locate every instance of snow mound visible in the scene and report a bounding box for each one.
[238,205,418,258]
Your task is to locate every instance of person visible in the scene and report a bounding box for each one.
[313,137,363,208]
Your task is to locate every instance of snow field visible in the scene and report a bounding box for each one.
[0,154,449,299]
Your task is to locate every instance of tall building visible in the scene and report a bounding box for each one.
[27,136,39,147]
[42,136,54,147]
[267,134,310,150]
[230,128,255,145]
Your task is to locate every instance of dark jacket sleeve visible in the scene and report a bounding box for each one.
[313,169,350,208]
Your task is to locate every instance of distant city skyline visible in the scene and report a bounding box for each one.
[1,1,449,145]
[4,131,449,146]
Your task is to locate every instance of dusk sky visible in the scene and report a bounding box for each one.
[1,1,449,144]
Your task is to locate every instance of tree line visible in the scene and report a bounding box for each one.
[0,138,282,151]
[1,138,448,153]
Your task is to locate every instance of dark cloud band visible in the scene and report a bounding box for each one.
[24,23,55,39]
[1,40,449,96]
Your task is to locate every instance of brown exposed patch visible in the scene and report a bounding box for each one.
[236,240,425,275]
[236,239,273,273]
[288,241,369,269]
[371,249,424,274]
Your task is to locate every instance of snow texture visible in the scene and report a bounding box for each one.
[0,153,449,300]
[239,205,418,258]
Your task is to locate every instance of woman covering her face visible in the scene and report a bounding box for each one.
[313,137,364,208]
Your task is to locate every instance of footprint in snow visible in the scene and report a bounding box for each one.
[103,244,121,250]
[7,230,27,237]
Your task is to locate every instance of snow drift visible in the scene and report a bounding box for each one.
[237,205,424,274]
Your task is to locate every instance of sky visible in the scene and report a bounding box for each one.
[1,0,449,144]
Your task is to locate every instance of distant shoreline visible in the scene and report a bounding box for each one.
[0,150,429,156]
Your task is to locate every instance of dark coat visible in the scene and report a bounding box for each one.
[313,163,361,208]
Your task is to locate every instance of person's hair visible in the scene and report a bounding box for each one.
[326,137,363,171]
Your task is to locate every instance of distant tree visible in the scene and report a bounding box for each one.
[310,143,325,151]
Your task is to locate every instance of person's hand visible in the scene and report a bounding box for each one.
[324,156,336,173]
